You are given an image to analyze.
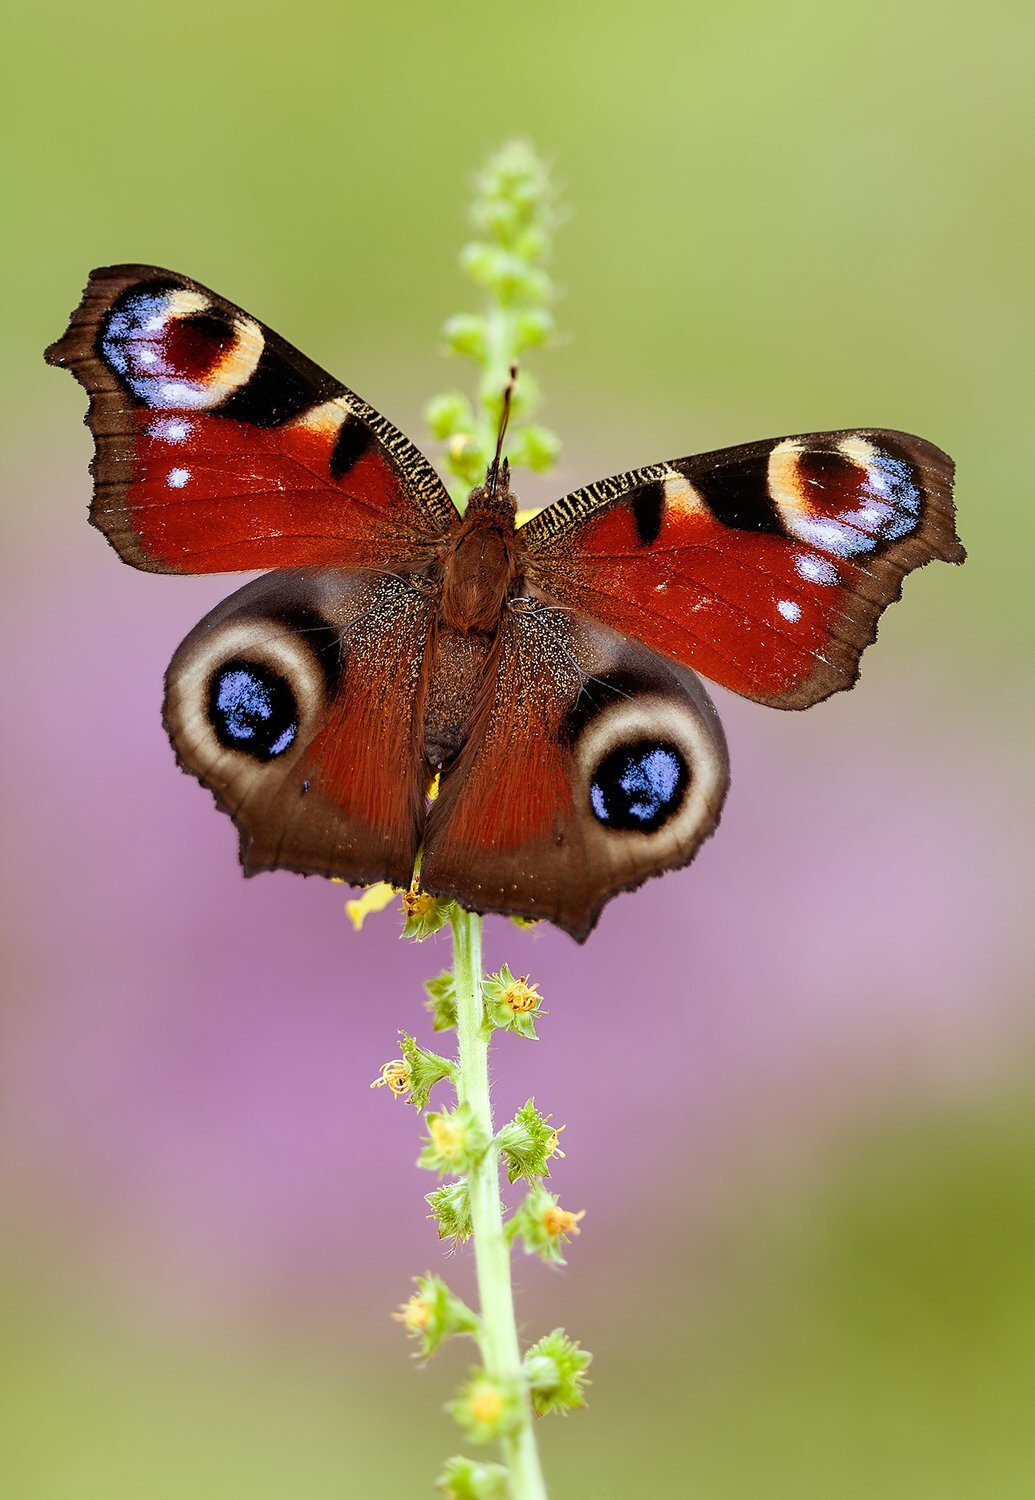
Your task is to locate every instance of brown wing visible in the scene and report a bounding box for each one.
[420,594,730,940]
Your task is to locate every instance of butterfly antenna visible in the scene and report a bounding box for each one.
[487,363,518,497]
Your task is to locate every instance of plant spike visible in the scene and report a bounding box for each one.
[365,140,589,1500]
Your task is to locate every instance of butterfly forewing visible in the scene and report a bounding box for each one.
[519,429,963,708]
[45,265,456,574]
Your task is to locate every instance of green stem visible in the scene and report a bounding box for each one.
[451,907,548,1500]
[480,300,515,426]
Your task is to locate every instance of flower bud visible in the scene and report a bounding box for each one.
[425,1179,473,1245]
[442,315,487,361]
[513,308,555,350]
[435,1455,509,1499]
[509,1185,585,1264]
[448,1372,522,1444]
[393,1273,479,1359]
[419,1103,487,1176]
[523,1329,592,1416]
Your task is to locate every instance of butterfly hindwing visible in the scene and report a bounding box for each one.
[45,265,457,574]
[421,597,729,940]
[164,568,435,888]
[519,429,963,708]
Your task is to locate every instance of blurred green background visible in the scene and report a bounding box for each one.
[3,1,1034,1496]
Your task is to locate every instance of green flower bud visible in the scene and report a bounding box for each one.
[419,1103,488,1177]
[393,1273,479,1359]
[436,1455,509,1500]
[507,425,561,473]
[508,1185,585,1265]
[401,887,455,941]
[426,391,475,440]
[497,1099,565,1184]
[513,307,556,351]
[471,197,522,242]
[446,433,489,487]
[442,315,487,361]
[458,241,503,288]
[424,970,459,1031]
[461,244,548,304]
[396,1032,455,1110]
[425,1179,473,1245]
[512,225,550,263]
[448,1371,523,1445]
[482,142,550,213]
[510,264,552,306]
[523,1329,592,1416]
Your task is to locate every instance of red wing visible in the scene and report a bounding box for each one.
[420,603,729,941]
[519,429,963,708]
[46,265,457,574]
[164,569,434,888]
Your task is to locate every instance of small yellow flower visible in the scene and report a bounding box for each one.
[393,1293,432,1333]
[403,887,438,921]
[371,1060,411,1097]
[393,1273,479,1356]
[448,1370,522,1442]
[501,974,541,1014]
[542,1205,584,1240]
[466,1381,505,1426]
[429,1113,467,1163]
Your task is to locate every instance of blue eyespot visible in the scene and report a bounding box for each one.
[589,741,688,832]
[209,661,297,761]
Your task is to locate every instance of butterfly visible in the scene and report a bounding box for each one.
[46,266,964,940]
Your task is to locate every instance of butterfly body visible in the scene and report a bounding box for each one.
[47,266,963,939]
[437,479,521,635]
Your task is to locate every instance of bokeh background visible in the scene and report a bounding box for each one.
[3,2,1033,1495]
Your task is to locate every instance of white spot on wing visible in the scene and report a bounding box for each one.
[796,517,870,557]
[167,467,191,489]
[795,552,839,585]
[150,417,190,443]
[777,598,802,622]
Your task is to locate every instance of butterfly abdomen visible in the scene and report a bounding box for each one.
[422,623,497,768]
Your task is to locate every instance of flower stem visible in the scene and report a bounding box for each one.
[451,907,549,1499]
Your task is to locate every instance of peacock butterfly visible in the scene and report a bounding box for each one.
[45,266,964,939]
